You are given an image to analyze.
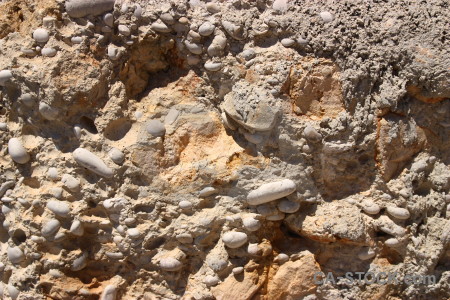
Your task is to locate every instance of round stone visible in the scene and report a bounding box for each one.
[33,28,50,43]
[147,120,166,137]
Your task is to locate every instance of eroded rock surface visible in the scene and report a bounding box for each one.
[0,0,449,299]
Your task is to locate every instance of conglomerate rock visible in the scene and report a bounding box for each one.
[0,0,449,299]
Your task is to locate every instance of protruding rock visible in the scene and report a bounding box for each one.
[386,206,410,220]
[8,138,30,164]
[222,231,248,248]
[247,179,296,205]
[73,148,114,178]
[42,219,61,237]
[70,220,84,236]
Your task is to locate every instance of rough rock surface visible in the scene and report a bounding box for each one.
[0,0,449,299]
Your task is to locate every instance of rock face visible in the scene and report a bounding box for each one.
[0,0,449,299]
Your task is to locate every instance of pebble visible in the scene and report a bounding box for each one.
[47,167,59,181]
[232,266,244,274]
[103,13,114,27]
[297,37,308,45]
[160,257,183,271]
[207,35,227,56]
[62,174,81,192]
[108,148,125,164]
[33,28,49,43]
[222,231,248,248]
[361,199,380,215]
[41,47,57,57]
[303,125,322,142]
[118,25,131,36]
[199,187,218,198]
[266,212,285,221]
[179,200,193,210]
[65,0,116,18]
[70,220,84,236]
[39,102,59,120]
[241,49,256,61]
[274,253,289,264]
[8,138,30,164]
[0,70,13,85]
[281,38,295,47]
[127,228,141,239]
[385,238,401,247]
[151,21,171,33]
[184,40,203,55]
[73,124,82,139]
[386,206,410,220]
[206,256,227,271]
[188,30,202,42]
[198,22,215,36]
[71,253,88,271]
[134,4,142,18]
[176,233,193,244]
[247,243,260,255]
[273,0,288,12]
[204,61,222,71]
[20,93,35,107]
[204,275,220,286]
[146,120,166,137]
[18,198,30,206]
[165,108,180,125]
[47,200,70,217]
[247,179,296,205]
[73,148,114,178]
[242,216,261,231]
[206,2,221,14]
[41,219,61,237]
[101,285,117,300]
[107,45,121,60]
[21,48,36,56]
[319,11,334,23]
[7,285,19,300]
[277,199,300,213]
[244,132,263,144]
[7,246,25,264]
[160,13,175,25]
[221,20,246,40]
[357,248,376,260]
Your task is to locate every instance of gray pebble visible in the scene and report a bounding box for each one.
[47,200,70,217]
[151,21,171,33]
[65,0,115,18]
[0,70,13,86]
[41,47,57,57]
[118,25,131,36]
[33,28,49,43]
[8,138,30,164]
[241,49,255,61]
[101,285,117,300]
[199,187,218,197]
[303,125,322,142]
[319,11,334,23]
[198,22,215,36]
[7,246,25,264]
[47,167,59,181]
[103,13,113,27]
[62,174,80,192]
[179,200,193,210]
[71,36,83,44]
[206,2,221,14]
[39,102,59,120]
[165,108,180,125]
[277,199,300,213]
[159,257,183,271]
[146,120,166,137]
[42,219,61,237]
[71,253,88,271]
[73,148,114,178]
[176,233,193,244]
[20,93,35,107]
[108,148,125,164]
[70,220,84,236]
[204,61,222,71]
[281,38,295,47]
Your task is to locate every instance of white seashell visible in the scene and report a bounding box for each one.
[247,179,296,205]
